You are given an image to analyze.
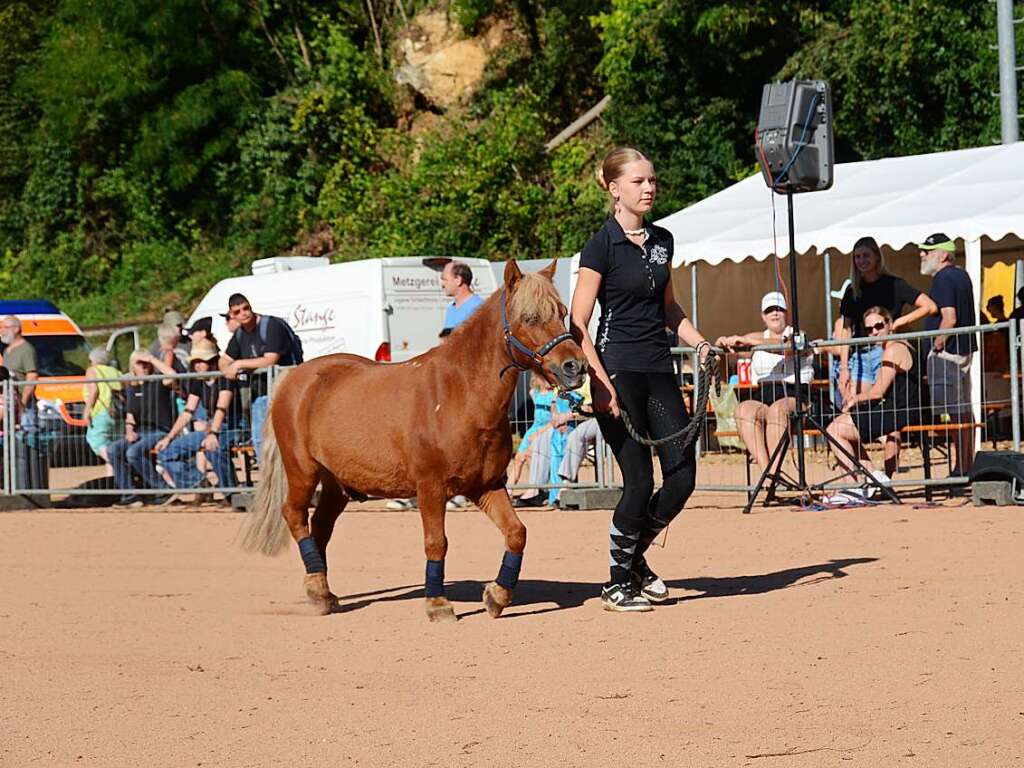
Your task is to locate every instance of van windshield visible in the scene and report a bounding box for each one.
[2,335,92,377]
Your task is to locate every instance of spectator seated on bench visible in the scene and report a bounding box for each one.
[715,291,814,492]
[108,350,177,507]
[154,339,243,494]
[824,307,921,503]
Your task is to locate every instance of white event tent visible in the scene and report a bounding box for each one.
[656,141,1024,431]
[661,142,1024,270]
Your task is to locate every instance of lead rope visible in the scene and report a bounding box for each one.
[619,350,719,449]
[561,349,720,451]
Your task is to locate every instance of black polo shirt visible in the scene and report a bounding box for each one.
[579,217,674,374]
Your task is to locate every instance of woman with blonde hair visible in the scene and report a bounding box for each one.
[571,146,711,612]
[832,236,936,408]
[82,347,123,473]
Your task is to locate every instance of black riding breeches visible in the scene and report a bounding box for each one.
[596,371,697,585]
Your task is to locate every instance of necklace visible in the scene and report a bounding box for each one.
[623,227,646,236]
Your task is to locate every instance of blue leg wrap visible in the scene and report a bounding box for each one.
[298,537,327,574]
[425,560,445,598]
[495,551,523,590]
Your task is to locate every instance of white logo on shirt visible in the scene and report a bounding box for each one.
[649,244,669,265]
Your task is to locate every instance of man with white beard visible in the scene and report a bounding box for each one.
[919,233,977,475]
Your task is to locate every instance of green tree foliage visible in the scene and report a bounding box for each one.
[0,0,1004,324]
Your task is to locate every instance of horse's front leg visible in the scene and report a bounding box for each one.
[475,489,527,618]
[417,486,456,623]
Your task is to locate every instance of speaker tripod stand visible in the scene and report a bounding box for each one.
[740,190,901,514]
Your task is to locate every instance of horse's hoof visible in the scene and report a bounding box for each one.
[425,597,457,623]
[304,573,335,616]
[482,582,511,618]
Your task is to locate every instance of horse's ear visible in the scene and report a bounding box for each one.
[503,259,523,290]
[538,258,558,281]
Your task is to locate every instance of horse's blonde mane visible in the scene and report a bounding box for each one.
[508,272,564,325]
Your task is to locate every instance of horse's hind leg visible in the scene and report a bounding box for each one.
[306,473,348,613]
[475,489,527,618]
[280,464,330,615]
[417,485,456,623]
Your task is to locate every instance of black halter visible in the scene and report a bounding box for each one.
[499,289,574,378]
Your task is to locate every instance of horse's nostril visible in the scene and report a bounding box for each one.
[563,359,583,376]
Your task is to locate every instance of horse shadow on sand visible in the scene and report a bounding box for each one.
[330,557,878,619]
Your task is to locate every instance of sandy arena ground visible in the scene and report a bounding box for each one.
[3,495,1023,767]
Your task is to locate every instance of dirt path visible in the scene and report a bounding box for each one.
[2,497,1023,767]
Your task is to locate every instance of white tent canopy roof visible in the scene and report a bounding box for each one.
[659,142,1024,267]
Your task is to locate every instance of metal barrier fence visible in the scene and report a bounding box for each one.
[505,370,618,504]
[691,321,1021,499]
[1,321,1016,506]
[0,364,619,506]
[2,368,261,504]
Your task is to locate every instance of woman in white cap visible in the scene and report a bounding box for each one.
[716,291,814,487]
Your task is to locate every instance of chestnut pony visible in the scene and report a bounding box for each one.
[241,260,587,622]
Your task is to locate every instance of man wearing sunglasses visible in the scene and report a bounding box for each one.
[219,293,300,458]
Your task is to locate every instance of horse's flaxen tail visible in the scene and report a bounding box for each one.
[239,405,291,557]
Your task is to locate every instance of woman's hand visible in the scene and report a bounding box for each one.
[154,435,172,452]
[838,367,851,397]
[591,375,620,419]
[696,340,712,363]
[201,433,220,453]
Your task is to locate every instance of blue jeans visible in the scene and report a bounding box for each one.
[157,431,205,490]
[830,344,883,410]
[158,428,243,489]
[108,431,168,493]
[204,428,242,487]
[251,395,269,458]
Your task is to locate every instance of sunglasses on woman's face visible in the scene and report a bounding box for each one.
[866,320,888,332]
[762,306,785,315]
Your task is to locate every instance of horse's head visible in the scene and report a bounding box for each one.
[502,259,587,391]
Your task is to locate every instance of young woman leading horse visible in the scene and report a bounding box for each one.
[241,260,586,622]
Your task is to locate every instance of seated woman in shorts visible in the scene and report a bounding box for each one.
[825,306,921,502]
[716,291,813,488]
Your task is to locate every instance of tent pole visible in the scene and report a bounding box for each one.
[690,263,698,330]
[966,238,983,453]
[824,249,836,410]
[823,249,833,338]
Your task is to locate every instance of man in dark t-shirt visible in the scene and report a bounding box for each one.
[219,293,291,457]
[920,232,977,474]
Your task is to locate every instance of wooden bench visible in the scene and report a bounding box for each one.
[231,445,257,486]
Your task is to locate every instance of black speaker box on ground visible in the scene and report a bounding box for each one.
[970,451,1024,485]
[756,79,834,193]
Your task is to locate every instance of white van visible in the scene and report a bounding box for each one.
[187,256,499,363]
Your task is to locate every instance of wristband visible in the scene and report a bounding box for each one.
[209,430,220,436]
